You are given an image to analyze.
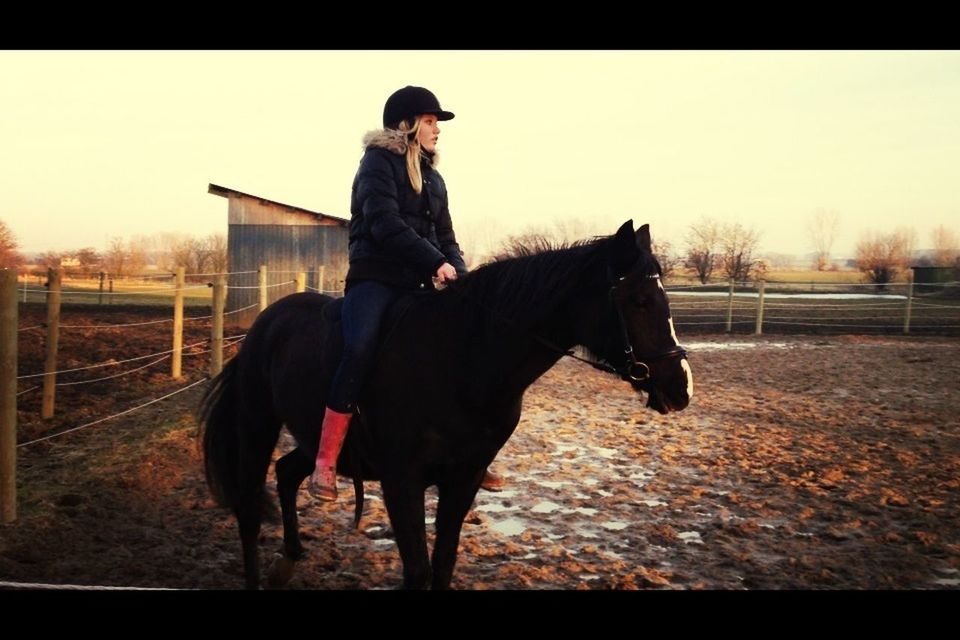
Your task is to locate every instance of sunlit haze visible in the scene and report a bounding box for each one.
[2,50,958,260]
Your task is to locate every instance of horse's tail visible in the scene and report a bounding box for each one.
[199,356,242,510]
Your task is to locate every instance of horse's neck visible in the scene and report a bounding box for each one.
[463,292,579,404]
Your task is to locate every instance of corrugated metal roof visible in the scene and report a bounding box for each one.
[208,183,349,225]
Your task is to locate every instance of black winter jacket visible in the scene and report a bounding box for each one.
[346,128,468,290]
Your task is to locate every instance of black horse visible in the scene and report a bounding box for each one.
[200,221,692,589]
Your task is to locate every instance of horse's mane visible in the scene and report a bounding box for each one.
[446,234,658,331]
[442,238,606,330]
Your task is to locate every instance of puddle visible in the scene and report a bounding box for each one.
[684,341,790,351]
[532,501,563,514]
[490,518,527,536]
[931,578,960,586]
[678,531,704,544]
[475,502,517,513]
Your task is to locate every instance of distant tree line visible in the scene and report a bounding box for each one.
[0,222,228,281]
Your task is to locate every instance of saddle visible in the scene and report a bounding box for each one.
[317,289,430,528]
[319,290,426,348]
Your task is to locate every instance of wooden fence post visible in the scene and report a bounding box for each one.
[42,267,62,419]
[1,270,18,522]
[755,280,765,336]
[210,275,226,377]
[99,271,105,305]
[296,272,306,293]
[172,267,185,379]
[258,265,268,312]
[903,272,914,334]
[725,278,735,333]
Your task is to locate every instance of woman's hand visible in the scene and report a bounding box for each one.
[435,262,458,285]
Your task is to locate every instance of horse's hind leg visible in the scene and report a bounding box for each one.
[275,447,313,561]
[236,418,282,590]
[432,471,484,590]
[260,447,313,589]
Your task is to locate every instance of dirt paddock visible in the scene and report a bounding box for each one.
[2,329,958,590]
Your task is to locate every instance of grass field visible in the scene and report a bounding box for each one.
[17,274,215,307]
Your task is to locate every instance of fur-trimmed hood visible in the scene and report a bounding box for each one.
[362,128,440,168]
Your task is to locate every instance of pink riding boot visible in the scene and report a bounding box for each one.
[308,407,353,501]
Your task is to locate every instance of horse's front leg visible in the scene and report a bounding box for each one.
[381,475,430,589]
[432,469,484,589]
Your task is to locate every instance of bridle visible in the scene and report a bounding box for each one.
[592,273,688,383]
[528,273,688,384]
[442,265,688,384]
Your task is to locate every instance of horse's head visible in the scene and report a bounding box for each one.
[587,220,692,414]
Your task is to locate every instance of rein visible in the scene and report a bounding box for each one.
[443,272,688,384]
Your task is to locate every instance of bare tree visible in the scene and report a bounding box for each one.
[808,208,840,271]
[550,217,604,245]
[856,228,916,289]
[129,234,162,271]
[684,217,720,284]
[0,220,25,269]
[126,237,149,276]
[155,232,192,271]
[719,222,762,281]
[36,250,64,270]
[205,233,228,275]
[72,247,101,276]
[652,239,679,279]
[931,225,959,267]
[103,236,128,276]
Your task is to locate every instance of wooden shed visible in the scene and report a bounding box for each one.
[208,183,350,326]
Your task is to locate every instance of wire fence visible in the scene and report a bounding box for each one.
[667,279,960,335]
[9,270,957,454]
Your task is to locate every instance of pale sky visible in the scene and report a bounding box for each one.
[2,50,958,259]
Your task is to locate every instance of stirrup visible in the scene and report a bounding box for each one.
[308,465,338,502]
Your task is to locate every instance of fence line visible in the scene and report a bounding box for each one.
[17,338,212,379]
[16,377,210,448]
[227,280,296,290]
[54,355,171,387]
[20,285,210,296]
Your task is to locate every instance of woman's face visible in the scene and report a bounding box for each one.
[416,114,440,152]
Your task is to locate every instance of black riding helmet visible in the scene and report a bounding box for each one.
[383,86,455,130]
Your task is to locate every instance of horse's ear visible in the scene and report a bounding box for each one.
[636,224,652,251]
[615,220,635,248]
[611,220,638,275]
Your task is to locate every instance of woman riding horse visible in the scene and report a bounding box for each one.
[310,85,502,501]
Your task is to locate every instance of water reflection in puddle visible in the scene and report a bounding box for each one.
[490,518,527,536]
[678,531,703,544]
[475,502,516,513]
[532,501,563,513]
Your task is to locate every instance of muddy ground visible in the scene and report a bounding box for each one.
[2,306,958,590]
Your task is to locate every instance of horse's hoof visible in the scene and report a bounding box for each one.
[265,553,297,589]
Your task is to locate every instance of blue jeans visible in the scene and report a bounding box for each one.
[326,280,405,413]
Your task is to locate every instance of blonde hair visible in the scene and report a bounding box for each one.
[397,117,425,194]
